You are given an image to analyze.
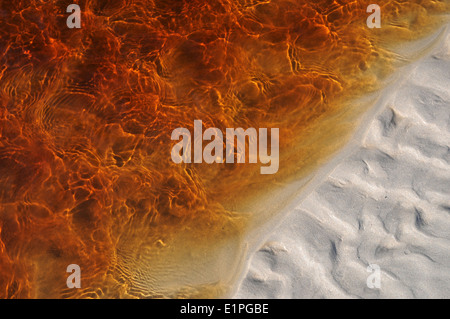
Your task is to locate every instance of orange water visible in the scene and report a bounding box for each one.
[0,0,448,298]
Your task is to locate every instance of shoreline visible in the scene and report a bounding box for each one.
[230,22,450,298]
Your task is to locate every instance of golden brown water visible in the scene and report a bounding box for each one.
[0,0,448,298]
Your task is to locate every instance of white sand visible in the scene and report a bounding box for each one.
[233,24,450,299]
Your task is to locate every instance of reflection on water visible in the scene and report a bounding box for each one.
[0,0,447,298]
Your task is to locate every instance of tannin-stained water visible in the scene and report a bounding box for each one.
[0,0,448,298]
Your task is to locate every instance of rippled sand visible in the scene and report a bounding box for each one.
[0,0,448,298]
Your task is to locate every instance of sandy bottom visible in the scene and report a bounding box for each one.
[234,24,450,299]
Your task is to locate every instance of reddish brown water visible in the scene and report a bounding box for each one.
[0,0,448,298]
